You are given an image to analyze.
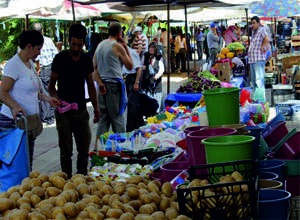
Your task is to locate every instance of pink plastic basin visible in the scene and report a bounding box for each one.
[186,128,236,166]
[262,121,288,149]
[161,162,189,183]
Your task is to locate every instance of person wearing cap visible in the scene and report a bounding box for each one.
[248,16,270,101]
[132,26,148,52]
[207,22,219,66]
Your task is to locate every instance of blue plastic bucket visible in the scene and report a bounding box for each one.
[246,125,263,160]
[259,160,285,183]
[259,171,279,181]
[259,189,291,220]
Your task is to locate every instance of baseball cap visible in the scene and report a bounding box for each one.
[134,26,142,32]
[210,22,216,28]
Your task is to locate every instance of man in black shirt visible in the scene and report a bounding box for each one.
[49,24,101,178]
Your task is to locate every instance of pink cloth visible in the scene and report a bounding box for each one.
[224,29,237,46]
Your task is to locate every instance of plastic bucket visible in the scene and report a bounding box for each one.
[202,135,254,164]
[203,87,240,126]
[246,125,263,160]
[259,160,286,184]
[184,126,206,157]
[186,128,236,166]
[160,162,189,183]
[259,189,291,220]
[259,171,279,181]
[259,179,283,189]
[184,126,207,137]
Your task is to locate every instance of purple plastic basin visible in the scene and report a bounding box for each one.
[186,128,236,166]
[262,121,288,149]
[184,126,206,157]
[275,131,300,159]
[184,126,207,136]
[161,162,189,183]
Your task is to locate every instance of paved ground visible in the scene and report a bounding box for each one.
[32,74,300,175]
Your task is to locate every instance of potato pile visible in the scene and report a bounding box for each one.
[178,171,251,220]
[0,171,191,220]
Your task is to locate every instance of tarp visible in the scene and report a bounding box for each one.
[0,0,102,20]
[0,128,29,192]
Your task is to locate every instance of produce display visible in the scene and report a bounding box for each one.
[226,42,245,53]
[0,171,192,219]
[176,71,222,93]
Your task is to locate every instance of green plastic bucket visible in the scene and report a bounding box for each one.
[202,135,255,164]
[203,87,240,126]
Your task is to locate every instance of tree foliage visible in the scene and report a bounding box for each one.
[0,18,23,62]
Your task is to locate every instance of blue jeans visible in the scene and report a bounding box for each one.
[250,61,265,90]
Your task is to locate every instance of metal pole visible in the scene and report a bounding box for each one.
[245,8,250,47]
[71,0,76,23]
[184,3,190,77]
[193,22,196,71]
[274,17,277,62]
[25,14,29,30]
[64,22,67,50]
[167,0,170,94]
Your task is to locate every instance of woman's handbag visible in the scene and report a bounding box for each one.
[16,114,43,139]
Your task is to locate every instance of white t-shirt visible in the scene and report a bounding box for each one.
[1,54,40,118]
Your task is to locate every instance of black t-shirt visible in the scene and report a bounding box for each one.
[51,50,94,110]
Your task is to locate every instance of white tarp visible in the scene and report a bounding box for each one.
[0,0,102,20]
[143,7,255,23]
[0,0,64,18]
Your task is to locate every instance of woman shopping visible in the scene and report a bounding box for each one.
[0,30,60,171]
[141,42,164,113]
[175,29,187,72]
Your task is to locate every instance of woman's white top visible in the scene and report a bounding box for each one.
[1,54,40,118]
[176,36,186,48]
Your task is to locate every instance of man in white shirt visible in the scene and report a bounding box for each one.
[160,28,172,71]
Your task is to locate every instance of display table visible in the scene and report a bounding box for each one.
[165,93,202,108]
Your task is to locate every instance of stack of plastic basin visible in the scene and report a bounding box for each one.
[267,152,300,197]
[259,159,286,184]
[186,128,236,166]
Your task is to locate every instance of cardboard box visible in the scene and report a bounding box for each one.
[216,62,232,82]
